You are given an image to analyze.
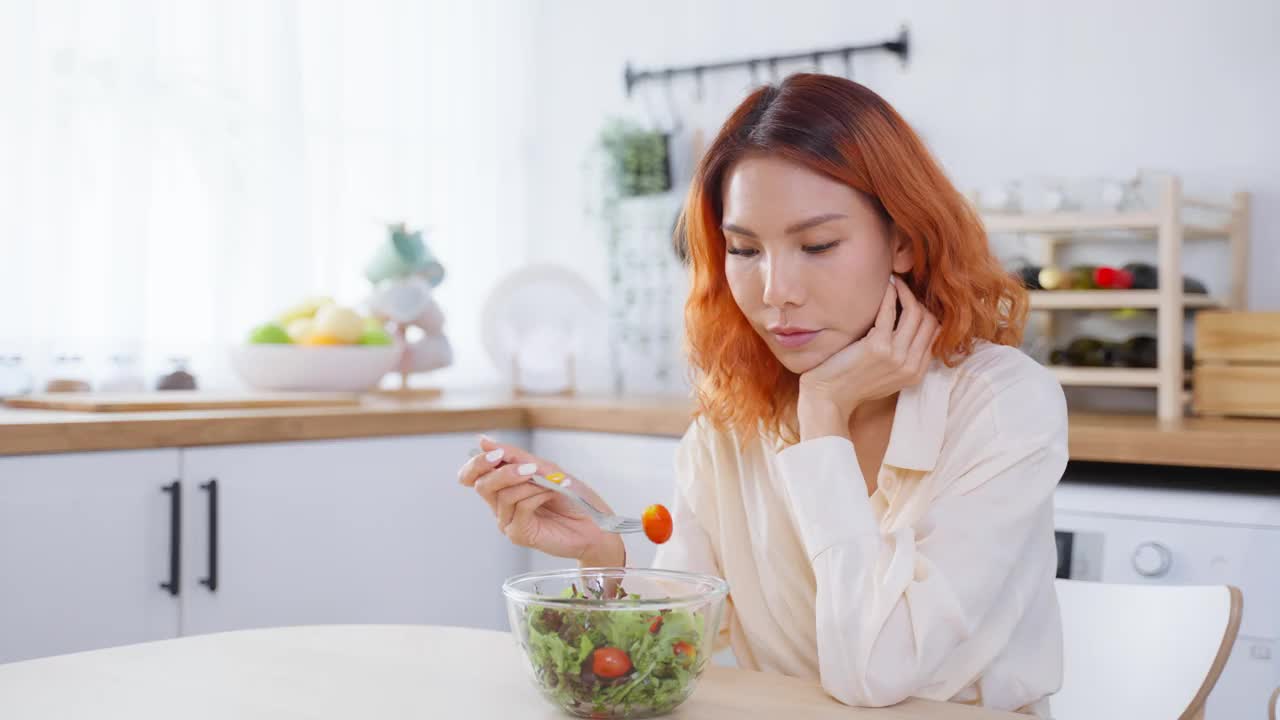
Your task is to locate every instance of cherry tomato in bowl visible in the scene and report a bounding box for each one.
[673,640,696,666]
[592,647,633,679]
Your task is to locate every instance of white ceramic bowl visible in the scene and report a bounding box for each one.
[229,343,401,392]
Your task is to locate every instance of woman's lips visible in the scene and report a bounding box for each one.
[772,329,821,348]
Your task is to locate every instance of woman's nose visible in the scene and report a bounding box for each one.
[761,256,804,309]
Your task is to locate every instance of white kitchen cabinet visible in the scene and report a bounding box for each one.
[179,431,527,636]
[0,449,182,663]
[528,430,681,573]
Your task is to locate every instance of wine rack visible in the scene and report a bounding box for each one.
[983,175,1250,421]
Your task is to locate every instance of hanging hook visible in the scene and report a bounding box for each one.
[843,50,853,80]
[639,77,663,131]
[812,52,823,73]
[623,62,636,98]
[663,69,683,133]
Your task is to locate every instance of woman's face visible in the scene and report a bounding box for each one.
[721,153,912,374]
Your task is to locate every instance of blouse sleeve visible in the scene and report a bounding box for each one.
[775,381,1067,706]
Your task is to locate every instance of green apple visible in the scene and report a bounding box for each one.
[359,327,394,346]
[249,322,292,344]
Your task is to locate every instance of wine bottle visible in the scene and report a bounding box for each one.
[1052,337,1120,367]
[1110,334,1194,370]
[1018,265,1043,290]
[1123,262,1158,290]
[1068,265,1098,290]
[1117,335,1157,368]
[1093,266,1135,290]
[1183,277,1208,295]
[1038,266,1068,290]
[1121,263,1208,294]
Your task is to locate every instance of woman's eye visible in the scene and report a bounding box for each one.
[727,247,759,258]
[802,240,840,254]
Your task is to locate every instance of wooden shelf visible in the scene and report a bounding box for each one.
[982,212,1229,240]
[1051,367,1162,387]
[984,211,1157,233]
[1028,291,1223,310]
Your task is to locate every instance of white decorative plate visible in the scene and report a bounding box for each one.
[480,265,605,390]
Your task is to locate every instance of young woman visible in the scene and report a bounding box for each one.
[458,73,1066,716]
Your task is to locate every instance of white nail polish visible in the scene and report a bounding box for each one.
[517,462,538,476]
[561,477,573,488]
[889,275,897,285]
[485,448,504,463]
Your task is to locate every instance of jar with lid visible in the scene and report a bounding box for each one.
[0,355,34,398]
[156,356,198,391]
[44,354,91,393]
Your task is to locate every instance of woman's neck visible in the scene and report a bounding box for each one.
[847,393,898,495]
[849,392,898,433]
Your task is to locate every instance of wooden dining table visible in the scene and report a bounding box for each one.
[0,625,1027,719]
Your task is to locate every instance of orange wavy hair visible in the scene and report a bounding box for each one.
[681,74,1028,441]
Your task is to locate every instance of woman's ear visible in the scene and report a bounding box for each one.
[890,227,914,274]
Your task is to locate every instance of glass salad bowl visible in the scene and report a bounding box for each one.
[503,567,729,718]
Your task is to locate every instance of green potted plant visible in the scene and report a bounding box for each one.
[599,119,672,197]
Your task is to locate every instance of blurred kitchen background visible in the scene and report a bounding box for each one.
[2,2,1279,718]
[0,0,1276,399]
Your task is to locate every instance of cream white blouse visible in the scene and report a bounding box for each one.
[652,341,1067,716]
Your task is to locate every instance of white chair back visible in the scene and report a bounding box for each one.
[1054,579,1240,720]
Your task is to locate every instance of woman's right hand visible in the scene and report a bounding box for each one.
[457,435,626,567]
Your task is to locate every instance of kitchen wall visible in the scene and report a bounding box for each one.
[520,0,1280,390]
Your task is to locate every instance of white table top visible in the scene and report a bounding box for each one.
[0,625,1024,719]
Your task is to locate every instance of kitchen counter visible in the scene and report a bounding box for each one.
[0,624,1024,719]
[1,391,1278,471]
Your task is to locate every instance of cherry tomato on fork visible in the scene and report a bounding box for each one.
[642,504,673,544]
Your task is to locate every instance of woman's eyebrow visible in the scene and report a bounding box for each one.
[784,213,846,234]
[721,213,847,238]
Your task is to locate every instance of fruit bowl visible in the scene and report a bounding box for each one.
[503,567,728,719]
[229,343,401,392]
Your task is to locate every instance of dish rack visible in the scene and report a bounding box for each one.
[982,175,1251,422]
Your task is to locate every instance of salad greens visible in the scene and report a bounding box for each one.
[520,584,707,718]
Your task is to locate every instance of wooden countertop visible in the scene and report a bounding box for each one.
[0,624,1023,719]
[2,391,1278,471]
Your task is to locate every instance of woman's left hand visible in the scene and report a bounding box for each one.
[797,277,939,441]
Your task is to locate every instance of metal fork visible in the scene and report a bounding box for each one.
[469,449,643,535]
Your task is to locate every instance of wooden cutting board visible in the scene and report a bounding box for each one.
[5,391,364,413]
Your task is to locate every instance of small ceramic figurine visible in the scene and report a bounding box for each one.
[364,223,452,389]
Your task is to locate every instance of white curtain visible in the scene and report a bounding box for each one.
[0,0,529,390]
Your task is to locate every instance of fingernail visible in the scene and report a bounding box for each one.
[889,275,897,285]
[517,462,538,476]
[485,448,505,463]
[479,434,495,443]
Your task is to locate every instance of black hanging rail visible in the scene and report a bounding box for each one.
[623,25,910,97]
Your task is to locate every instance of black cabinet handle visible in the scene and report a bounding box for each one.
[159,481,180,596]
[199,479,219,592]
